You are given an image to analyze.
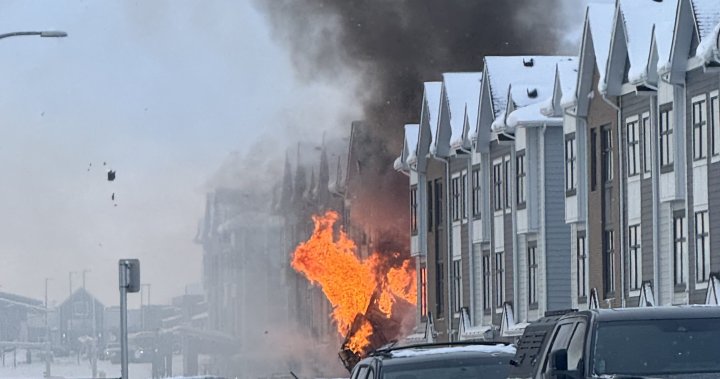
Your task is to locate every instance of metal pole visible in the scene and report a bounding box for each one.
[88,271,97,379]
[119,263,129,379]
[44,278,51,378]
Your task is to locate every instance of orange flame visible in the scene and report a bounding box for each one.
[291,211,416,353]
[346,320,373,354]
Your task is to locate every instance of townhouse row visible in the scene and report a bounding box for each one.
[394,0,720,342]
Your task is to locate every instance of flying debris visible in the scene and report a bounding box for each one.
[111,193,115,201]
[87,162,92,172]
[107,170,116,181]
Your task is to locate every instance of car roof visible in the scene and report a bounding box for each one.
[574,305,720,322]
[508,310,575,378]
[358,342,515,366]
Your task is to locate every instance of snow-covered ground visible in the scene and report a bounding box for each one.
[0,352,183,379]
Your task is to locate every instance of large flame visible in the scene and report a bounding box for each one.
[291,211,416,353]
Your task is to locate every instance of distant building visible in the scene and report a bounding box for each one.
[0,292,44,343]
[58,288,104,350]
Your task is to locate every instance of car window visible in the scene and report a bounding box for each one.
[541,322,575,374]
[366,367,375,379]
[352,365,369,379]
[566,322,587,371]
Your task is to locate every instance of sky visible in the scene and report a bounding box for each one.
[0,0,362,307]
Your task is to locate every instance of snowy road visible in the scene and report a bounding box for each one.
[0,353,183,379]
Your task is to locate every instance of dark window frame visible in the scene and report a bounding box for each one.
[602,126,613,184]
[483,254,492,312]
[627,118,640,176]
[695,210,709,284]
[673,211,686,289]
[577,232,587,301]
[565,133,577,196]
[451,176,460,221]
[436,261,444,317]
[517,150,526,209]
[628,224,641,291]
[528,243,538,309]
[453,259,462,313]
[604,229,616,297]
[503,158,511,210]
[472,168,481,219]
[660,104,674,172]
[711,94,720,157]
[410,186,418,235]
[692,97,707,161]
[642,114,652,174]
[495,251,504,308]
[493,162,503,211]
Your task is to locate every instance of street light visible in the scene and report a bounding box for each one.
[0,31,67,40]
[44,278,53,378]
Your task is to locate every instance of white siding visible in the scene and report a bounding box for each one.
[659,204,673,305]
[472,220,483,243]
[516,236,528,321]
[452,224,462,259]
[628,179,641,224]
[693,165,708,207]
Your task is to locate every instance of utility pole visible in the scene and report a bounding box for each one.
[44,278,52,378]
[119,259,140,379]
[84,269,97,379]
[82,269,90,290]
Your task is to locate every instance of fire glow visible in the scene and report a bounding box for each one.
[291,211,416,354]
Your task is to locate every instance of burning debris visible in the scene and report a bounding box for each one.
[291,211,416,371]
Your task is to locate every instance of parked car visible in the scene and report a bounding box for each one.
[509,306,720,379]
[349,341,515,379]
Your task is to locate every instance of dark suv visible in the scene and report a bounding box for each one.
[509,306,720,379]
[349,342,515,379]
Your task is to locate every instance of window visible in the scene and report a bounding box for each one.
[436,261,444,317]
[674,213,686,286]
[528,245,538,307]
[451,176,460,221]
[410,186,418,234]
[642,114,652,174]
[453,260,462,312]
[504,158,511,209]
[693,97,707,161]
[602,127,613,183]
[517,152,526,207]
[628,225,641,291]
[660,105,674,169]
[565,133,577,194]
[461,172,467,219]
[495,251,504,307]
[627,118,640,176]
[435,179,443,226]
[472,168,481,218]
[604,230,615,296]
[483,254,492,310]
[695,211,710,283]
[427,182,433,230]
[542,323,575,374]
[420,266,427,317]
[567,322,588,371]
[493,162,502,211]
[577,233,587,299]
[591,129,598,191]
[712,94,720,157]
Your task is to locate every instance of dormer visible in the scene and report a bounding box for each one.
[439,72,482,156]
[576,2,616,117]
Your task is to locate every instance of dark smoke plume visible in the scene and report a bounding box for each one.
[255,0,581,239]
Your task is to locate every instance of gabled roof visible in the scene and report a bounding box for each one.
[692,0,720,63]
[425,82,443,156]
[588,2,616,92]
[440,72,482,152]
[615,0,678,84]
[484,56,567,122]
[558,58,581,109]
[394,124,420,171]
[418,82,442,171]
[484,56,573,133]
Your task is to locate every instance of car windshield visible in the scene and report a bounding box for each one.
[382,356,510,379]
[592,318,720,377]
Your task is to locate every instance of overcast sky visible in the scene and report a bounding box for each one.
[0,0,361,307]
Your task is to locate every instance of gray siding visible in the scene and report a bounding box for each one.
[544,126,572,310]
[641,177,654,281]
[711,160,720,274]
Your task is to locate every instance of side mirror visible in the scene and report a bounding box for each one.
[551,348,568,372]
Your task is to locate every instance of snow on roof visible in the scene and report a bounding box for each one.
[588,2,616,91]
[507,99,562,128]
[424,82,443,155]
[692,0,720,41]
[389,344,516,358]
[442,72,482,149]
[558,58,580,107]
[697,22,720,63]
[484,56,570,120]
[404,123,420,164]
[619,0,678,83]
[693,0,720,65]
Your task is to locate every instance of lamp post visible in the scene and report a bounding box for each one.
[44,278,52,378]
[0,31,67,40]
